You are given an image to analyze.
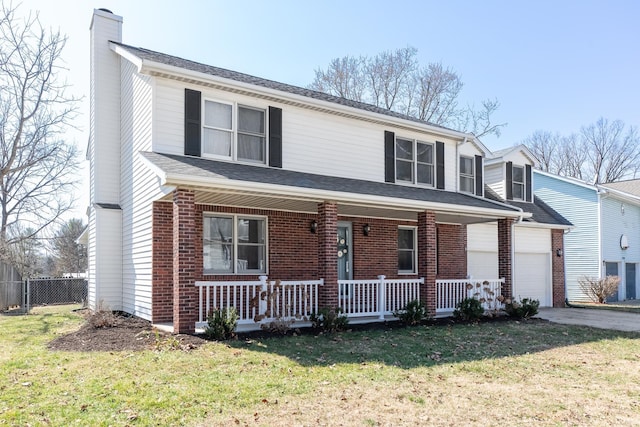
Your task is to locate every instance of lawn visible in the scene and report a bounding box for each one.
[1,306,640,426]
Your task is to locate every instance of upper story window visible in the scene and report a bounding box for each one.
[396,137,434,186]
[203,100,266,163]
[512,165,525,200]
[203,214,267,275]
[459,156,475,193]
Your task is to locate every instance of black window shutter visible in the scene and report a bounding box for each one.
[184,89,201,157]
[384,131,395,183]
[525,164,532,202]
[436,141,445,190]
[475,155,483,196]
[269,106,282,168]
[506,161,513,200]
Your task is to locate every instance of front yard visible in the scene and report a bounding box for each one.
[1,305,640,426]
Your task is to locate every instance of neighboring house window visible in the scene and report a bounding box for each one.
[459,156,475,193]
[398,226,417,274]
[396,137,434,186]
[512,165,525,200]
[203,100,266,163]
[203,214,267,274]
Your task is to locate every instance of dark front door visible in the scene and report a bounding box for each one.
[626,263,636,300]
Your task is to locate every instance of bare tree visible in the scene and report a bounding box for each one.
[1,224,42,278]
[51,218,86,276]
[523,118,639,184]
[581,118,640,184]
[309,46,506,138]
[0,2,79,251]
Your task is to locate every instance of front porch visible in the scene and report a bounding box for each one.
[185,276,505,332]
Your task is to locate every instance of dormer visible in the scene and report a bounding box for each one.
[485,145,539,202]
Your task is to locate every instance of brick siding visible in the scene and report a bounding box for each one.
[152,201,173,323]
[436,224,467,279]
[551,229,566,307]
[498,218,514,301]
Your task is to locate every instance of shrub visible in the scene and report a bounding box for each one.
[310,307,349,332]
[453,297,484,321]
[578,275,620,303]
[393,299,429,326]
[504,298,540,319]
[204,307,238,340]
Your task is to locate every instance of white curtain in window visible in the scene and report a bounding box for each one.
[238,107,265,162]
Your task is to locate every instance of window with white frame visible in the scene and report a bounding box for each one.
[396,137,434,186]
[203,214,267,274]
[512,165,525,200]
[398,226,417,274]
[459,156,475,193]
[203,100,266,163]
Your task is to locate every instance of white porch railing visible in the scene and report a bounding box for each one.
[337,275,423,320]
[195,276,323,330]
[436,278,505,315]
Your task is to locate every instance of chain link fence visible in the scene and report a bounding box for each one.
[25,278,88,312]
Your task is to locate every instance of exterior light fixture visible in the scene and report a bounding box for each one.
[556,248,563,257]
[310,220,318,234]
[363,223,371,236]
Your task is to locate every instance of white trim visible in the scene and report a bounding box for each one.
[459,155,475,194]
[202,213,268,275]
[395,136,435,188]
[512,165,525,201]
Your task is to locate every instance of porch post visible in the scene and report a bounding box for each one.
[173,188,197,334]
[318,201,338,309]
[498,218,514,301]
[551,229,566,307]
[418,210,437,316]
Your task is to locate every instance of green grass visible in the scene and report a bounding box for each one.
[2,306,640,426]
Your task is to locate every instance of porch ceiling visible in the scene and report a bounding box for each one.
[159,188,507,224]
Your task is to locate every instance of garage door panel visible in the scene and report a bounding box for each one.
[468,251,498,279]
[515,252,550,306]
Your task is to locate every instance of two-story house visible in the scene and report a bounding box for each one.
[88,9,568,333]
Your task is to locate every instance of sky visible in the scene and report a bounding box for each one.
[18,0,640,220]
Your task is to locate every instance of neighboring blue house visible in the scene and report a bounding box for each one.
[534,171,640,302]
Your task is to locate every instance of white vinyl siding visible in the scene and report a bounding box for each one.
[484,164,505,199]
[151,78,461,186]
[119,58,161,320]
[92,207,123,311]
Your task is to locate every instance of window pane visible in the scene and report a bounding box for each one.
[203,217,233,272]
[513,183,524,200]
[398,250,414,272]
[237,245,265,272]
[238,107,265,134]
[204,101,232,129]
[460,157,474,175]
[237,134,265,162]
[513,166,524,182]
[203,128,232,157]
[417,163,433,185]
[396,138,413,160]
[237,218,265,244]
[396,159,413,182]
[460,176,474,193]
[398,228,414,250]
[417,142,433,164]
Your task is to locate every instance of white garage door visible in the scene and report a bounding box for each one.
[468,251,498,279]
[514,252,551,307]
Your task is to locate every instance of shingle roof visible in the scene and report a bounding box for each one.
[601,180,640,197]
[113,42,459,134]
[484,185,571,226]
[141,152,522,213]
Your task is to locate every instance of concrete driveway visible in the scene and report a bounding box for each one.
[537,308,640,332]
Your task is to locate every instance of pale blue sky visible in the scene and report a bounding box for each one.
[21,0,640,218]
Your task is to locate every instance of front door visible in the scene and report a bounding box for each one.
[337,222,353,298]
[626,263,636,300]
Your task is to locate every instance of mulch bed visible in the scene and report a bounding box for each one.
[47,309,538,352]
